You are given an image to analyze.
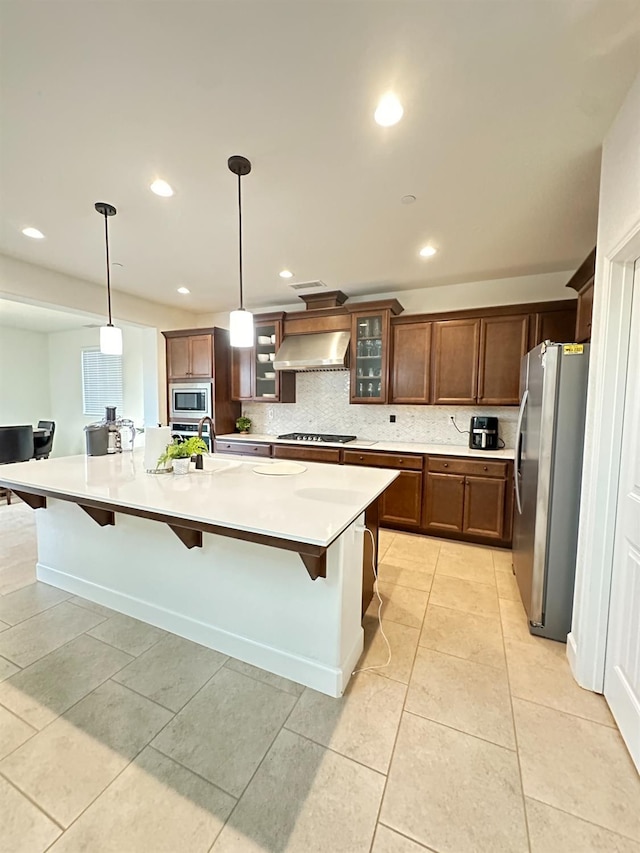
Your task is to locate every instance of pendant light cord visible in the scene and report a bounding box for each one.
[103,212,113,326]
[237,172,244,311]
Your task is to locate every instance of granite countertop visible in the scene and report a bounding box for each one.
[216,433,516,461]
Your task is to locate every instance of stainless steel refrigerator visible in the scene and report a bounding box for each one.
[512,342,590,642]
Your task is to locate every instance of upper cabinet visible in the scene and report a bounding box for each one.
[431,319,480,405]
[477,314,529,405]
[531,307,577,347]
[231,314,296,403]
[566,248,596,343]
[167,333,212,379]
[390,322,432,404]
[350,310,391,403]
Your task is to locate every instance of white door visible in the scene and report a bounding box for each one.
[605,260,640,771]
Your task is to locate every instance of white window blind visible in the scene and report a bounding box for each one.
[81,348,124,416]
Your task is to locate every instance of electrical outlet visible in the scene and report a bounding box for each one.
[389,415,396,423]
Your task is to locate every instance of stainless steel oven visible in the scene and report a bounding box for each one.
[169,383,211,421]
[170,422,212,451]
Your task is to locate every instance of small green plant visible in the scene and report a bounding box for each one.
[157,436,208,466]
[236,416,252,433]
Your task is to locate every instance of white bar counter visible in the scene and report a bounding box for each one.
[0,451,397,697]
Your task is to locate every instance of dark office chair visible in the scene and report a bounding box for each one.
[34,420,55,460]
[0,426,34,503]
[0,425,34,464]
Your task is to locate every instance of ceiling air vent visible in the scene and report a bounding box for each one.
[288,280,327,291]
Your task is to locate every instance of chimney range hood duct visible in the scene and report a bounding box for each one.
[273,331,350,371]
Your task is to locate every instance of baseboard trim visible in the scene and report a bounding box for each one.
[37,562,360,697]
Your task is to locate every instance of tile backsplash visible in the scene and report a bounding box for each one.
[243,372,518,448]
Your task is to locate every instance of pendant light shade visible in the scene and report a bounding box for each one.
[95,202,123,356]
[228,155,253,348]
[229,308,254,347]
[100,324,123,355]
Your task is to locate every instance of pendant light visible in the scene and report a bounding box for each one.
[228,155,254,347]
[95,202,122,355]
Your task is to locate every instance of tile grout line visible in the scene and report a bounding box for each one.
[0,586,75,627]
[0,770,66,834]
[205,679,308,852]
[524,794,640,846]
[401,708,518,753]
[221,659,304,698]
[494,549,534,853]
[376,819,442,853]
[365,540,441,853]
[512,694,621,732]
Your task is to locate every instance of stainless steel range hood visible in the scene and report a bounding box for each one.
[273,330,350,371]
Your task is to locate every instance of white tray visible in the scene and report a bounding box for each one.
[252,462,307,476]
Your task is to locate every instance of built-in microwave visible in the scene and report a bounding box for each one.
[169,383,211,420]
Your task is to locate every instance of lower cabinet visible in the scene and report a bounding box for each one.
[424,457,511,542]
[380,471,423,528]
[213,440,271,457]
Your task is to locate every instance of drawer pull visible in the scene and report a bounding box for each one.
[359,455,364,460]
[483,466,488,471]
[398,458,404,463]
[443,462,448,468]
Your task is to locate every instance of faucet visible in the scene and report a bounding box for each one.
[195,416,215,470]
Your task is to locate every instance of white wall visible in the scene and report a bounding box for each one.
[47,325,153,457]
[0,326,52,426]
[570,71,640,690]
[200,270,576,328]
[0,254,199,424]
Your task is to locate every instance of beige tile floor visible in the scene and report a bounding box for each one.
[0,501,639,852]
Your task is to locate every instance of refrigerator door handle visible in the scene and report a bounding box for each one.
[514,388,528,516]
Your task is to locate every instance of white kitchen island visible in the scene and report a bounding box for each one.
[0,451,397,697]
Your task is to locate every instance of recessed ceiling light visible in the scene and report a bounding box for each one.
[419,246,437,258]
[22,227,44,239]
[177,286,190,294]
[150,179,174,197]
[374,93,403,127]
[279,270,294,279]
[401,195,416,205]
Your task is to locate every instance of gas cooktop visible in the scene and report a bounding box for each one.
[277,432,357,444]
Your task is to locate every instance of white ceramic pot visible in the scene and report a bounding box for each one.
[172,457,191,475]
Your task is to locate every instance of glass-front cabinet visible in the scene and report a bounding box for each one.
[254,321,279,400]
[231,314,296,403]
[350,310,390,403]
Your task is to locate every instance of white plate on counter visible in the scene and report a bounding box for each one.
[252,462,307,476]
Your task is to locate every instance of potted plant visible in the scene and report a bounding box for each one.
[236,416,252,435]
[157,436,208,475]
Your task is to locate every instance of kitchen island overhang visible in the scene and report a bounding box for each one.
[0,452,398,697]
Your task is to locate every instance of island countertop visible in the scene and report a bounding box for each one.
[0,451,398,548]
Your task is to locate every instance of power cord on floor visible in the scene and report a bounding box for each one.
[352,525,392,674]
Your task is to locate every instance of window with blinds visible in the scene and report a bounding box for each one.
[81,348,124,416]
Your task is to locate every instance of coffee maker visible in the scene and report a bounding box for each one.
[469,416,499,450]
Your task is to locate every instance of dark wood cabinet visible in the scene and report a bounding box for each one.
[231,315,295,403]
[532,307,577,347]
[566,248,596,343]
[214,440,272,457]
[350,310,391,403]
[575,278,594,343]
[424,472,465,533]
[380,471,423,528]
[163,328,239,435]
[463,475,505,539]
[273,445,341,464]
[167,334,212,379]
[390,322,432,404]
[342,450,423,529]
[424,456,511,544]
[477,314,529,405]
[431,319,480,405]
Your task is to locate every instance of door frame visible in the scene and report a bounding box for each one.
[568,220,640,692]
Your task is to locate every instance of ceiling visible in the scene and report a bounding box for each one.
[1,1,639,313]
[0,299,103,333]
